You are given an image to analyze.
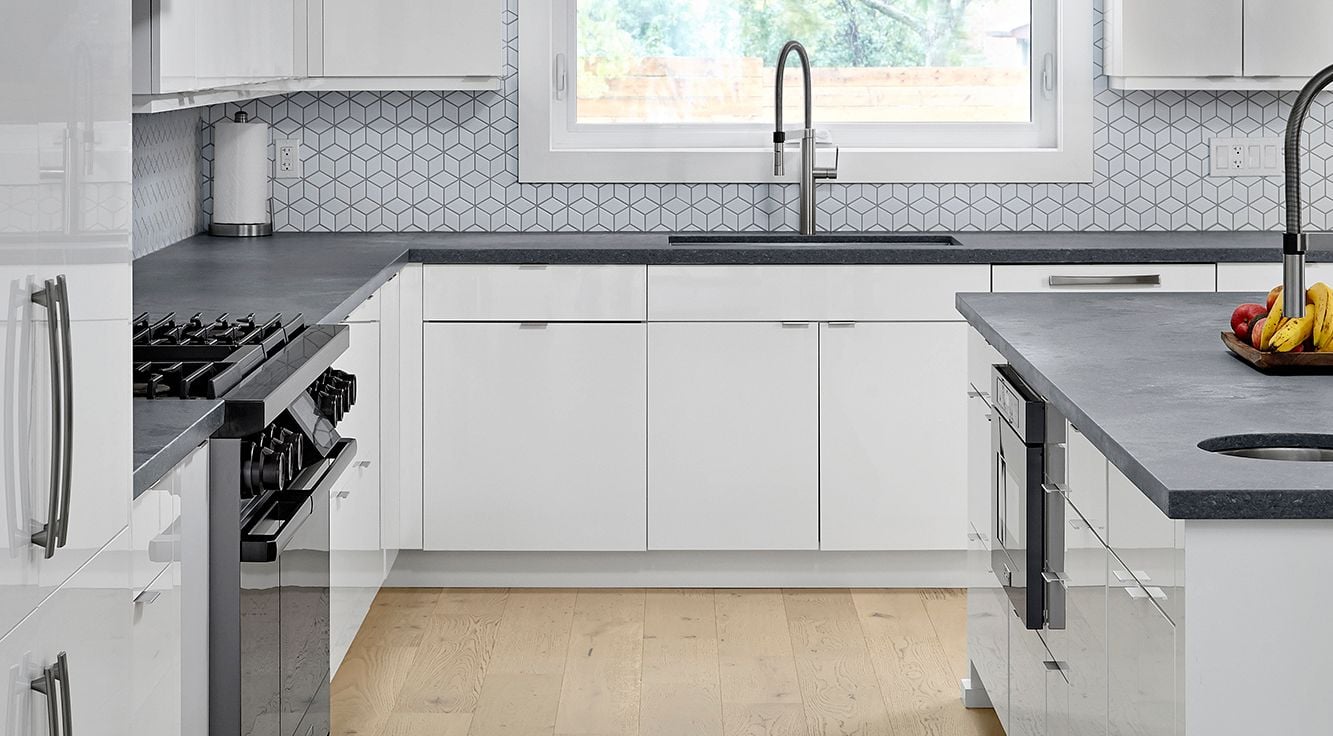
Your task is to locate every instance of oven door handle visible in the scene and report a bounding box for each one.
[240,438,356,563]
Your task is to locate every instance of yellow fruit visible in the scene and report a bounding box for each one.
[1272,305,1316,352]
[1311,282,1333,351]
[1260,289,1284,351]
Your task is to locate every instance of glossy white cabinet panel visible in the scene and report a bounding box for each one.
[966,394,993,548]
[331,321,381,552]
[397,266,424,549]
[330,550,383,675]
[1105,0,1242,78]
[376,275,403,550]
[1007,619,1049,736]
[1066,424,1108,542]
[133,0,296,94]
[1216,261,1333,292]
[318,0,503,78]
[342,288,380,323]
[423,265,647,321]
[820,322,969,551]
[991,264,1216,293]
[648,264,989,321]
[1107,465,1177,622]
[967,325,1004,394]
[968,559,1010,727]
[1106,578,1175,736]
[422,323,647,551]
[132,567,181,736]
[648,322,818,550]
[1063,521,1108,736]
[1242,1,1333,77]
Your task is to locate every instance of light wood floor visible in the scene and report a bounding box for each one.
[332,588,1004,736]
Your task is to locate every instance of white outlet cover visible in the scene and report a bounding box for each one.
[275,139,302,179]
[1210,137,1282,178]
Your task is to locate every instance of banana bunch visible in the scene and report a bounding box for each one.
[1262,282,1333,352]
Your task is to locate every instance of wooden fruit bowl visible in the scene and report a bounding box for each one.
[1221,331,1333,373]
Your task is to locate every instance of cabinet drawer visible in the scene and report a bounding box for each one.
[1217,262,1333,292]
[131,566,181,713]
[991,264,1215,293]
[648,265,989,321]
[422,265,646,321]
[1065,424,1108,542]
[131,442,207,594]
[968,325,1004,393]
[1108,465,1178,622]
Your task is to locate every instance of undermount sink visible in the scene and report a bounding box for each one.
[1199,434,1333,462]
[668,233,960,247]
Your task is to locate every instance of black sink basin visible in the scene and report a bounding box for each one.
[668,233,960,247]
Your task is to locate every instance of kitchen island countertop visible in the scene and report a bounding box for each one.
[957,291,1333,519]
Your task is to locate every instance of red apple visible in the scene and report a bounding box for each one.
[1251,317,1267,350]
[1268,286,1283,310]
[1231,303,1268,335]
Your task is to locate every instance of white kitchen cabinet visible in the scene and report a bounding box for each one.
[648,322,818,550]
[130,441,209,736]
[966,393,994,545]
[1008,620,1050,736]
[423,323,648,551]
[133,0,296,95]
[1216,261,1333,292]
[1066,424,1108,541]
[968,568,1010,726]
[377,275,403,552]
[1104,0,1242,81]
[1243,1,1333,78]
[820,321,969,551]
[1107,465,1178,623]
[1107,580,1176,736]
[0,528,131,736]
[331,321,381,552]
[307,0,504,89]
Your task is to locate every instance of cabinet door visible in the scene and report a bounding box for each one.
[967,543,1009,727]
[321,0,503,78]
[1066,424,1108,541]
[1216,262,1333,292]
[331,321,380,552]
[423,323,647,551]
[1008,620,1049,736]
[377,275,402,552]
[0,528,132,736]
[966,393,994,546]
[1107,466,1178,622]
[1243,0,1333,77]
[1107,582,1175,736]
[820,322,969,551]
[649,322,817,550]
[1064,512,1108,736]
[1105,0,1243,77]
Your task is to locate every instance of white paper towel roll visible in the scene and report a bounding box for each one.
[213,117,270,225]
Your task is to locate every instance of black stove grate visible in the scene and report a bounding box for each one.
[132,312,305,399]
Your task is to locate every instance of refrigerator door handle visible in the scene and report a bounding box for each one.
[29,277,70,558]
[54,651,73,736]
[54,276,73,548]
[30,664,60,735]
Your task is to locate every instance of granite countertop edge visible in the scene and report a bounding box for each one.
[133,401,225,498]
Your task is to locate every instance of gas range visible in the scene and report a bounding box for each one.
[133,311,353,736]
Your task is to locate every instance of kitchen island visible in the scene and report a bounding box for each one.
[958,291,1333,736]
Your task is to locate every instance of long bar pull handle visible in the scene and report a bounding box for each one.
[54,276,73,547]
[54,651,72,736]
[1048,274,1162,287]
[30,665,59,735]
[30,278,64,558]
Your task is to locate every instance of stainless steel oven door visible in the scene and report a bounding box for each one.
[992,412,1046,629]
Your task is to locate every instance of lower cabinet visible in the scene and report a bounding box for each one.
[422,322,648,551]
[0,528,132,736]
[1107,577,1176,736]
[967,537,1010,725]
[1009,619,1051,736]
[1063,507,1109,736]
[648,321,818,550]
[331,320,382,552]
[819,321,969,550]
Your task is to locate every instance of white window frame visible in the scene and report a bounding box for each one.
[518,0,1093,184]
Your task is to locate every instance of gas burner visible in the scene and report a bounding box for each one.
[132,312,306,399]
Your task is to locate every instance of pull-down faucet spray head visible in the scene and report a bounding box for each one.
[773,40,813,177]
[1282,62,1333,318]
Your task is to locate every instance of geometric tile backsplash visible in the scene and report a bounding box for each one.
[132,108,203,257]
[136,0,1333,256]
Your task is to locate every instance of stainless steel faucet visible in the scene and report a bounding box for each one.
[773,40,838,236]
[1282,63,1333,317]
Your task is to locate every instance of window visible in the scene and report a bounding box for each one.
[518,0,1092,183]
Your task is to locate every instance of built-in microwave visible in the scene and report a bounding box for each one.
[990,365,1066,630]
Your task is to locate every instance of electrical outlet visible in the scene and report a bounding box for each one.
[276,139,302,179]
[1210,137,1281,177]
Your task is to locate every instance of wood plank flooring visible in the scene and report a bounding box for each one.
[332,588,1004,736]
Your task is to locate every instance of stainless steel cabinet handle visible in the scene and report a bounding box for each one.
[518,322,549,329]
[55,652,72,736]
[334,490,351,500]
[1042,483,1068,496]
[1041,571,1067,584]
[55,277,73,548]
[30,665,59,735]
[354,460,372,468]
[826,321,856,327]
[966,389,991,400]
[1042,660,1068,672]
[1113,569,1150,583]
[1048,274,1162,287]
[780,321,811,327]
[30,276,72,558]
[134,589,162,606]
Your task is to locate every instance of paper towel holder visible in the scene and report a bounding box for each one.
[209,110,274,238]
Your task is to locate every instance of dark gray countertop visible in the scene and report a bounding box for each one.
[132,231,1333,324]
[956,292,1333,519]
[133,400,224,498]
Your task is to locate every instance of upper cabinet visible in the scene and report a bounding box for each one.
[132,0,297,95]
[305,0,504,90]
[1105,0,1333,89]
